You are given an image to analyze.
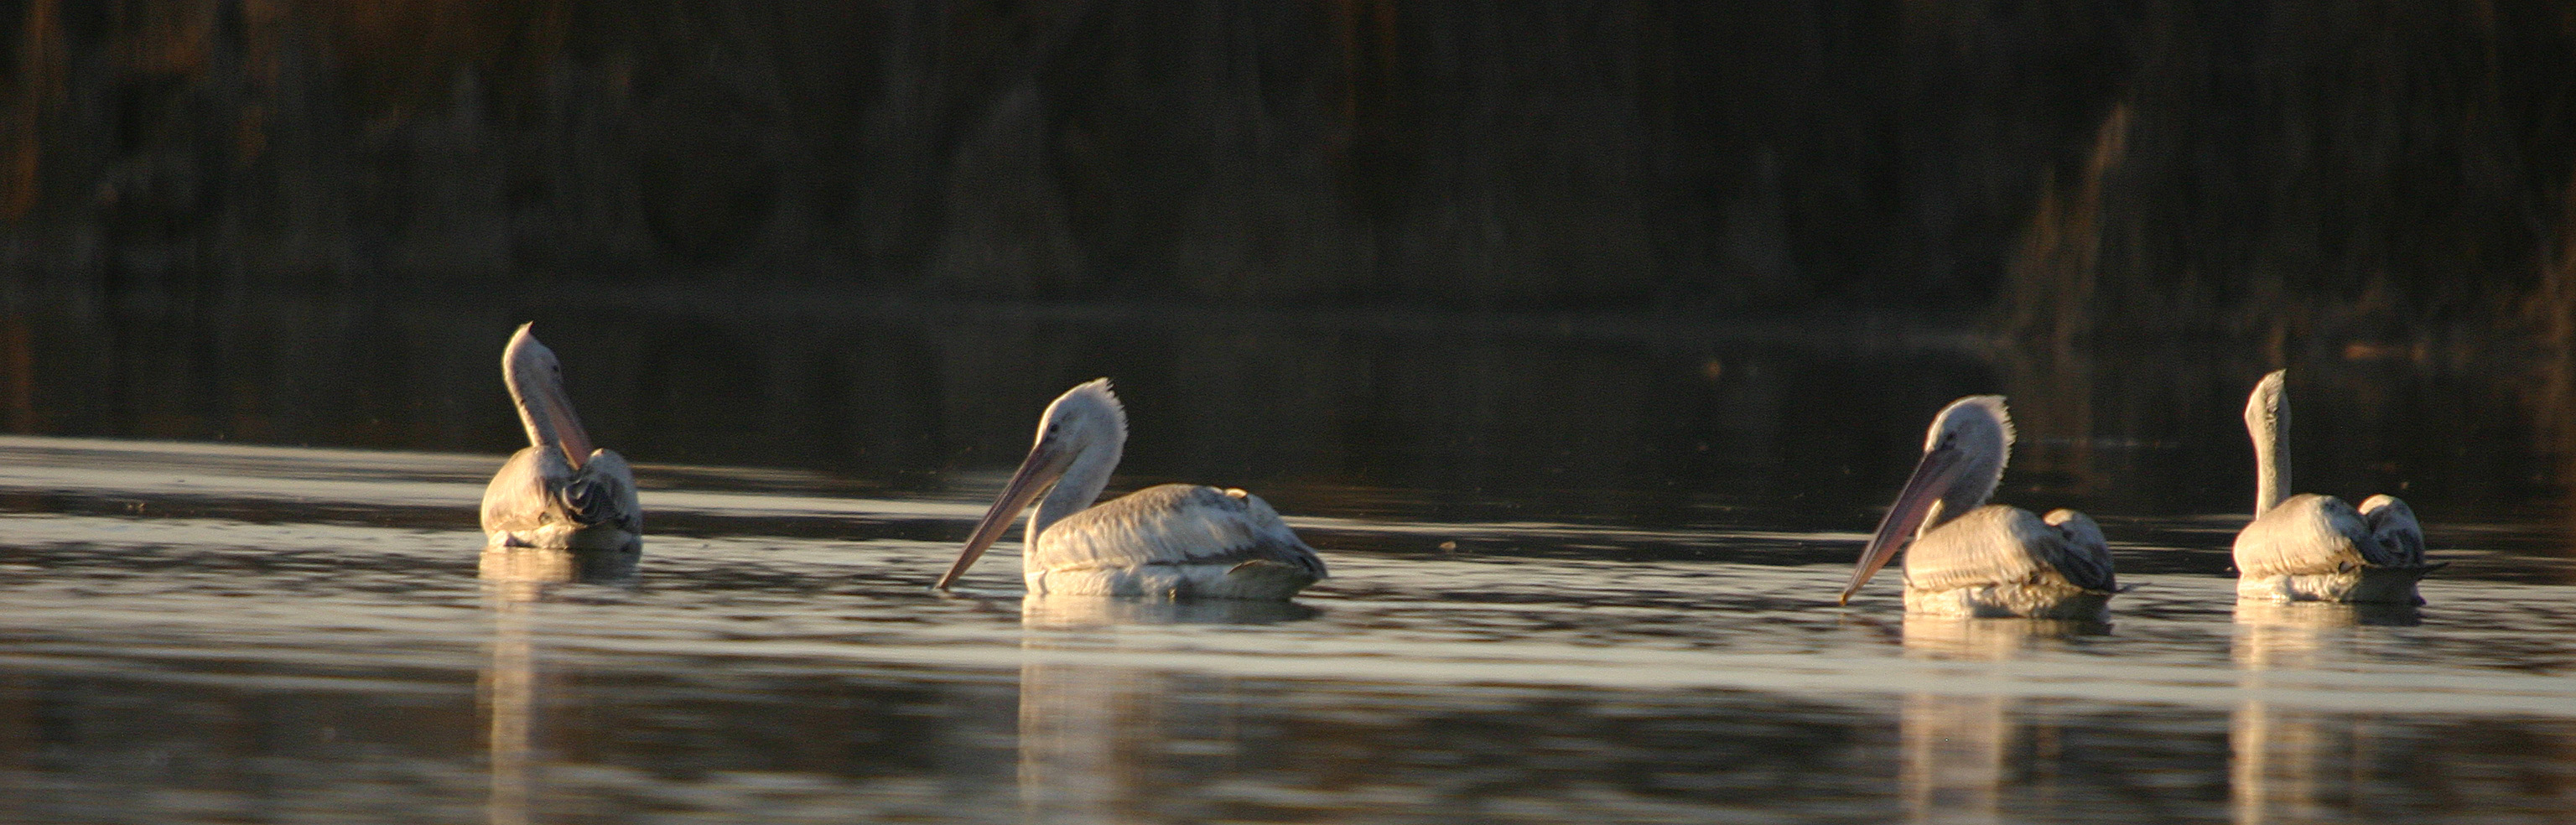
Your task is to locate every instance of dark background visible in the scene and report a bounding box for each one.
[5,2,2574,331]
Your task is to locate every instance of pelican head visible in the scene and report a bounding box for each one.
[934,379,1130,589]
[501,323,594,469]
[1840,395,2014,604]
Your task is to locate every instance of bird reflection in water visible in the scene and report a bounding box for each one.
[1016,596,1317,823]
[1898,615,2108,824]
[479,547,639,825]
[2229,600,2419,825]
[479,545,641,600]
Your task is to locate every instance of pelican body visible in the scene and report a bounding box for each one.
[2232,371,2435,604]
[1841,396,2116,618]
[934,380,1326,599]
[480,324,641,552]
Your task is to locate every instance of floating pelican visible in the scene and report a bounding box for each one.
[1839,396,2117,618]
[2232,370,2435,604]
[479,324,640,552]
[933,380,1326,599]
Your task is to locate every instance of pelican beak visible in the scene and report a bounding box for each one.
[538,376,595,470]
[1840,444,1971,604]
[933,438,1076,589]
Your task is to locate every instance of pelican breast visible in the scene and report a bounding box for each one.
[1028,484,1327,599]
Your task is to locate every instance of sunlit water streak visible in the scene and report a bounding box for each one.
[0,437,2569,823]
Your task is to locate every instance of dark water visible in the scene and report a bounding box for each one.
[0,293,2572,822]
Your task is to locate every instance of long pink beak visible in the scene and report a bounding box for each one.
[537,377,595,470]
[1840,444,1970,604]
[932,440,1072,590]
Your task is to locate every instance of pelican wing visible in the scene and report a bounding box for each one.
[2038,508,2118,592]
[568,449,644,536]
[1031,484,1327,579]
[1904,506,2115,594]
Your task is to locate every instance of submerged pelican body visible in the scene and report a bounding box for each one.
[1841,396,2117,619]
[479,324,641,552]
[934,380,1327,599]
[2232,370,2436,604]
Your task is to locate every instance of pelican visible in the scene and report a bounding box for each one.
[932,379,1327,599]
[1839,396,2117,618]
[479,323,640,552]
[2231,370,2436,604]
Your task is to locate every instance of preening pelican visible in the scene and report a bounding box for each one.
[479,323,641,552]
[1840,396,2117,618]
[933,379,1327,599]
[2232,370,2435,604]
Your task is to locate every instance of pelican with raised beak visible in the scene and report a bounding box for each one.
[479,324,640,552]
[2232,370,2436,604]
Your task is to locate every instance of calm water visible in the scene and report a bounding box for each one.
[0,294,2572,823]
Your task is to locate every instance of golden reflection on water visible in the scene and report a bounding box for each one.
[478,547,638,825]
[484,586,535,825]
[1015,598,1313,824]
[1898,615,2103,825]
[2228,601,2418,825]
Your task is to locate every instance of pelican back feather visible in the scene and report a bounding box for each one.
[2232,493,2369,579]
[480,446,641,551]
[1900,505,2116,618]
[1028,484,1326,599]
[566,449,643,536]
[480,447,558,535]
[1903,506,2114,592]
[2233,492,2434,604]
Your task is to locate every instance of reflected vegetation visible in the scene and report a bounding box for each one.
[2,290,2574,580]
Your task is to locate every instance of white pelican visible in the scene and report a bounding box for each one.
[479,323,641,552]
[932,379,1327,599]
[1839,396,2117,618]
[2231,370,2436,604]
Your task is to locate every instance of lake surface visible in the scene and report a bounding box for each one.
[0,293,2571,822]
